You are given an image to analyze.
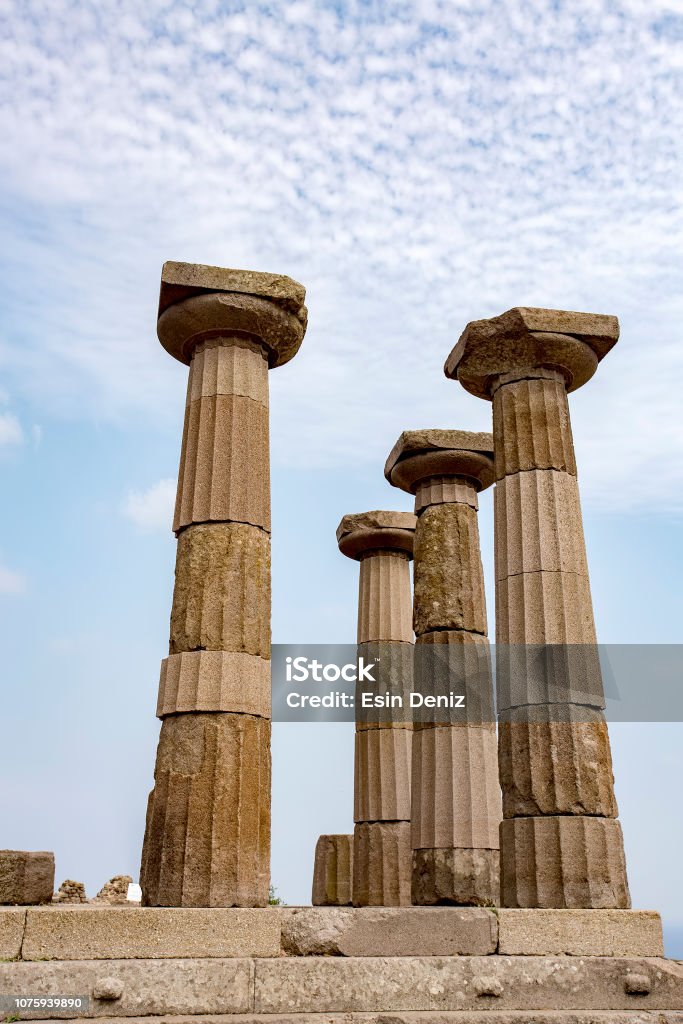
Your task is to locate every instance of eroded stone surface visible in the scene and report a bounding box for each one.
[156,651,271,718]
[281,906,497,956]
[352,822,412,907]
[170,522,270,657]
[498,706,618,819]
[0,907,25,958]
[500,816,630,909]
[140,714,271,908]
[413,503,487,637]
[0,851,55,906]
[159,261,306,319]
[385,431,494,494]
[336,511,416,561]
[412,848,499,907]
[312,835,353,907]
[52,880,87,905]
[188,338,269,407]
[93,877,133,906]
[497,909,664,957]
[496,570,597,645]
[492,374,577,479]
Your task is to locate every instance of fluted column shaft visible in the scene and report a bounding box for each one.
[140,263,307,908]
[492,370,629,909]
[336,512,416,907]
[384,430,502,907]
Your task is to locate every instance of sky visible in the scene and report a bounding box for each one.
[1,0,682,952]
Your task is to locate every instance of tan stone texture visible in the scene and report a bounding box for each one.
[312,835,353,906]
[412,847,500,907]
[170,522,270,658]
[356,640,414,728]
[415,475,479,513]
[93,876,133,905]
[352,822,412,907]
[495,470,589,579]
[189,338,269,406]
[157,651,270,718]
[281,906,497,956]
[354,727,412,823]
[493,375,577,480]
[357,550,413,644]
[140,713,271,907]
[498,706,618,818]
[414,631,495,725]
[337,510,415,561]
[21,907,282,960]
[0,907,25,958]
[500,816,630,909]
[413,503,488,637]
[52,879,87,904]
[411,725,501,850]
[497,909,664,957]
[158,290,306,368]
[385,430,495,494]
[496,569,597,645]
[254,955,683,1015]
[0,957,253,1015]
[159,261,307,319]
[0,851,54,906]
[445,306,619,399]
[174,392,270,533]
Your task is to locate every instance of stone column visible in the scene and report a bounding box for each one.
[312,834,354,906]
[337,511,416,906]
[140,262,307,907]
[385,431,502,906]
[445,307,630,909]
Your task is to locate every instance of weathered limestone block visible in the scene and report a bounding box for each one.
[170,521,270,657]
[141,713,271,907]
[411,725,501,850]
[281,905,498,956]
[93,876,133,905]
[0,907,26,958]
[312,835,353,906]
[354,727,412,822]
[496,569,597,645]
[188,337,269,406]
[413,503,487,637]
[52,879,87,904]
[174,391,270,532]
[0,851,54,906]
[156,650,271,718]
[357,551,413,644]
[498,705,618,818]
[500,815,630,909]
[497,908,664,957]
[412,847,500,907]
[352,822,412,907]
[493,372,577,480]
[494,469,589,579]
[336,510,416,560]
[414,631,495,725]
[384,429,495,494]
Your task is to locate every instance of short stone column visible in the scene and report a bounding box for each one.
[385,431,502,906]
[140,262,307,907]
[337,511,416,906]
[312,834,354,906]
[445,306,630,909]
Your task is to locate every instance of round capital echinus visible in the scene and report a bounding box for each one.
[336,510,416,561]
[157,290,307,368]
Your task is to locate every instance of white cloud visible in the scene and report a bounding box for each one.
[0,412,23,447]
[0,563,27,595]
[0,0,681,510]
[122,478,176,532]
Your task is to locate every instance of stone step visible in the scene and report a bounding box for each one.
[1,955,682,1017]
[0,907,664,961]
[23,1014,683,1024]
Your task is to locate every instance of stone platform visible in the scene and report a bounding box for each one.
[1,906,681,1022]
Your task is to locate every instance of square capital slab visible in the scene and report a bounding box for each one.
[337,510,416,560]
[385,429,494,494]
[159,262,307,319]
[445,307,619,399]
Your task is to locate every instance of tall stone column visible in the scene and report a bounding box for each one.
[140,262,307,907]
[445,307,630,909]
[337,511,416,906]
[385,431,502,906]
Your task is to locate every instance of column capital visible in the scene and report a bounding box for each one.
[444,307,619,400]
[385,429,494,495]
[337,510,416,560]
[157,261,307,367]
